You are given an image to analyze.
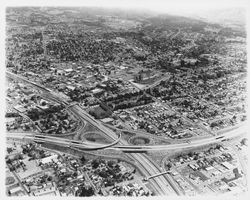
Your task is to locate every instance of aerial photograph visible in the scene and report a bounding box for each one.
[5,1,248,197]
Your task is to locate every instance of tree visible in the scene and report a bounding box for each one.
[72,171,78,177]
[210,122,217,128]
[215,144,222,150]
[6,158,12,165]
[80,156,86,164]
[241,138,248,146]
[78,186,95,197]
[107,160,115,168]
[193,155,199,160]
[188,151,194,157]
[14,154,23,160]
[99,171,108,178]
[98,188,104,196]
[165,162,172,170]
[47,176,53,182]
[91,159,100,169]
[181,59,185,67]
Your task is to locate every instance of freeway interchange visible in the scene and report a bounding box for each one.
[6,71,247,196]
[7,122,247,152]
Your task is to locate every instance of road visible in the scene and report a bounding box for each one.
[128,71,215,139]
[69,104,180,195]
[7,122,246,152]
[113,124,247,151]
[6,119,246,195]
[6,70,246,195]
[6,71,179,195]
[7,120,247,195]
[7,132,121,151]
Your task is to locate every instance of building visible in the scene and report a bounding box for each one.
[9,186,23,195]
[221,162,234,170]
[38,154,58,165]
[134,70,159,84]
[101,118,114,123]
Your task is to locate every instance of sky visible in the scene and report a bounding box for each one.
[3,0,248,26]
[3,0,249,13]
[0,1,249,198]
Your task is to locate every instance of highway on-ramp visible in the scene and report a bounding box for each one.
[6,71,180,196]
[6,71,247,195]
[69,104,181,195]
[6,121,246,195]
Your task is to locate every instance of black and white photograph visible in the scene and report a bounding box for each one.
[3,0,249,198]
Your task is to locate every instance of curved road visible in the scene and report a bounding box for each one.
[7,132,121,151]
[6,71,247,195]
[7,123,246,152]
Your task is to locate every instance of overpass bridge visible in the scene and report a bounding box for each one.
[6,70,247,196]
[7,132,121,151]
[143,171,171,181]
[6,123,246,152]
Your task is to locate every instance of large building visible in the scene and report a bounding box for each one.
[134,70,158,84]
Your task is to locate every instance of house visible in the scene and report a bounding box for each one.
[14,105,26,113]
[39,154,58,165]
[221,162,234,170]
[66,85,76,91]
[91,88,103,94]
[101,118,114,123]
[188,164,197,170]
[205,166,214,171]
[64,68,73,73]
[9,186,23,195]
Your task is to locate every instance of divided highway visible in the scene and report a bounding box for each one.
[7,123,247,152]
[6,71,179,195]
[7,132,121,151]
[6,71,247,195]
[69,104,180,195]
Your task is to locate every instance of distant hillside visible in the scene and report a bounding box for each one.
[188,8,246,28]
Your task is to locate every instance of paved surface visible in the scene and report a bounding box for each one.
[6,72,179,195]
[6,71,246,196]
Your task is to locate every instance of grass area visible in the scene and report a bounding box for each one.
[41,143,98,161]
[121,131,136,141]
[82,122,99,133]
[89,105,112,119]
[147,150,171,166]
[154,140,171,145]
[16,157,43,179]
[191,171,209,182]
[123,131,136,137]
[130,137,150,145]
[84,132,113,144]
[180,165,208,182]
[5,177,15,185]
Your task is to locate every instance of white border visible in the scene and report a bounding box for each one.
[1,1,249,200]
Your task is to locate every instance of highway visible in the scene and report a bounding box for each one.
[69,104,180,195]
[6,116,246,195]
[7,120,247,194]
[7,121,246,195]
[114,124,247,151]
[7,132,121,151]
[7,123,247,152]
[6,71,52,93]
[6,70,247,195]
[145,171,170,181]
[6,71,179,195]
